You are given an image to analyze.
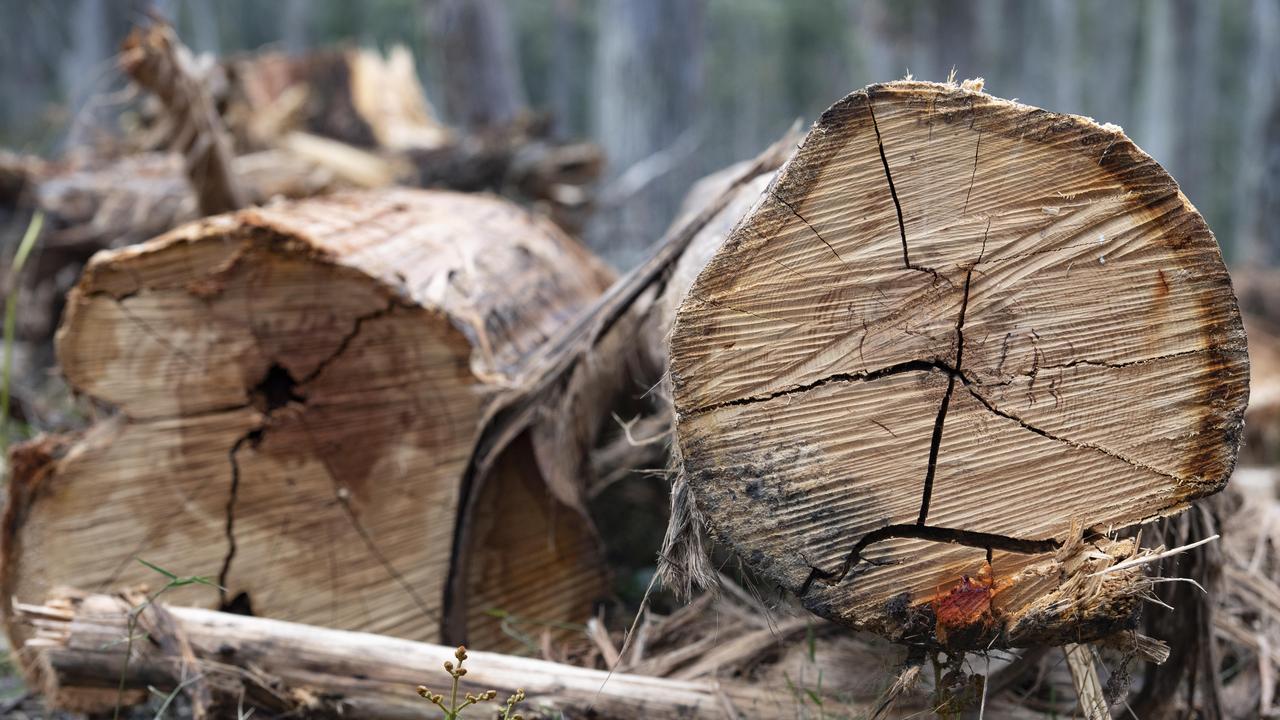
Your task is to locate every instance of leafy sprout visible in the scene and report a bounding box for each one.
[114,559,223,720]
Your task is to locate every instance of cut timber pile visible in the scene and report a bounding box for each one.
[669,81,1250,650]
[3,189,613,654]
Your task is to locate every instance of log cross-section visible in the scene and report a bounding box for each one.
[3,189,614,653]
[669,81,1249,649]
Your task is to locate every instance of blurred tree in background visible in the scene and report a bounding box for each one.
[1,0,1277,266]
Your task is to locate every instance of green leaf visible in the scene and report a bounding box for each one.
[137,558,179,581]
[137,559,225,591]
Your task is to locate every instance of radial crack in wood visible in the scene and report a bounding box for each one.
[3,189,614,658]
[669,81,1249,650]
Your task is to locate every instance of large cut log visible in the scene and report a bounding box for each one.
[2,189,613,656]
[667,81,1250,650]
[16,592,823,719]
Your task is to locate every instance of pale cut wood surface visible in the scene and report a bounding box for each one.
[4,189,612,655]
[18,593,819,719]
[670,81,1249,648]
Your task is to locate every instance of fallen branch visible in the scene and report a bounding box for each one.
[119,18,245,215]
[17,592,826,719]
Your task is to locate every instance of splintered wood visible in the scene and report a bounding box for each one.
[3,189,612,652]
[669,81,1249,649]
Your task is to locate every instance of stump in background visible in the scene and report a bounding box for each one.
[3,189,613,652]
[669,81,1249,650]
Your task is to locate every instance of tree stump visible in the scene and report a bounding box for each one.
[669,81,1249,649]
[3,189,613,650]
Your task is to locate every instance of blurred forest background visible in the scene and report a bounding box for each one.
[2,0,1278,270]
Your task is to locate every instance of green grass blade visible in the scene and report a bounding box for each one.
[2,211,44,451]
[136,558,180,581]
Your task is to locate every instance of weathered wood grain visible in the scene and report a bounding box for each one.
[3,189,612,656]
[669,81,1249,649]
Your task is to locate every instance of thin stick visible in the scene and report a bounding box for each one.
[978,652,990,720]
[1064,643,1108,720]
[1087,534,1220,577]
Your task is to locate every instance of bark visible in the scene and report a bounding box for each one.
[15,592,813,719]
[439,131,799,642]
[2,189,614,656]
[666,81,1249,651]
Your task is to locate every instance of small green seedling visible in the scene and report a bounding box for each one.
[417,645,525,719]
[115,559,223,720]
[2,211,43,451]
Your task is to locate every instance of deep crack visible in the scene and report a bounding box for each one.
[917,373,955,525]
[216,302,392,609]
[300,300,399,385]
[798,524,1062,596]
[916,230,981,526]
[866,95,937,278]
[218,427,262,607]
[1041,350,1210,371]
[682,358,952,419]
[799,176,993,588]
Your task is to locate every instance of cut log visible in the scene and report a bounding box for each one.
[668,81,1250,650]
[2,189,613,656]
[15,592,822,719]
[440,135,800,630]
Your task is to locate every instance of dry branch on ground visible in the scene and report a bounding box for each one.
[16,592,832,719]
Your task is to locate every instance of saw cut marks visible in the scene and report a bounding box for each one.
[4,189,612,652]
[670,81,1248,647]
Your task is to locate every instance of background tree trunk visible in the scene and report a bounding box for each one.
[432,0,528,133]
[589,0,706,267]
